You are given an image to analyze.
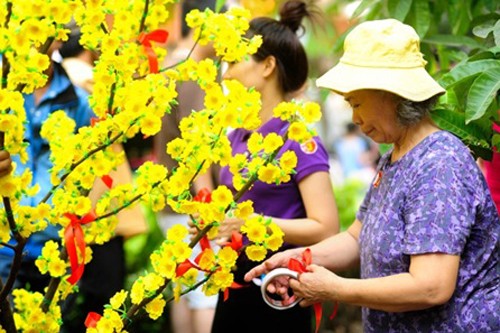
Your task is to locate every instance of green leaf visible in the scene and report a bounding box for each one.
[494,19,500,46]
[447,0,473,35]
[387,0,412,21]
[439,59,500,88]
[467,49,497,62]
[481,0,500,13]
[351,0,374,19]
[215,0,226,13]
[411,0,430,37]
[423,34,484,49]
[365,2,383,21]
[432,108,491,143]
[469,144,493,160]
[465,67,500,123]
[472,20,496,38]
[431,108,493,159]
[493,133,500,150]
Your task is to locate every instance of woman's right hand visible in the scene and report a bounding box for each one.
[244,248,304,294]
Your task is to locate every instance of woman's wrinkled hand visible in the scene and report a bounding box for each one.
[289,264,340,307]
[244,248,304,284]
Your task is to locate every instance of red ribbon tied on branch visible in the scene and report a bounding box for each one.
[64,211,96,285]
[288,248,338,333]
[175,188,213,278]
[138,29,169,74]
[84,312,102,328]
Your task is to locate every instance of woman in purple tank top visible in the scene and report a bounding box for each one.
[196,1,340,333]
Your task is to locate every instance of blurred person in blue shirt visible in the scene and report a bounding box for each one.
[0,42,93,292]
[334,122,374,180]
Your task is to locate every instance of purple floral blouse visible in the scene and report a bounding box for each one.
[357,131,499,332]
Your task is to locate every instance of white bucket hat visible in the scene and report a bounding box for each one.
[316,19,445,102]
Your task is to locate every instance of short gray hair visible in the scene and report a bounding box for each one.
[394,95,439,127]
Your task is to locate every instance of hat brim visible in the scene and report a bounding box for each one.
[316,62,445,102]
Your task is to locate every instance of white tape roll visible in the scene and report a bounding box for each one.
[260,268,303,310]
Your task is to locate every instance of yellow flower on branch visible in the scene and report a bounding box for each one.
[211,186,233,208]
[109,290,128,310]
[166,224,188,242]
[263,133,284,154]
[217,247,238,269]
[198,249,216,271]
[245,244,267,261]
[234,200,254,220]
[145,295,166,320]
[241,217,266,243]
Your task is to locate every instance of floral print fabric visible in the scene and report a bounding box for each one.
[357,131,499,332]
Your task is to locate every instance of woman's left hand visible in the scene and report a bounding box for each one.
[289,264,341,306]
[215,215,245,245]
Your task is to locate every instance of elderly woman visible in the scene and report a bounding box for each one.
[245,19,499,332]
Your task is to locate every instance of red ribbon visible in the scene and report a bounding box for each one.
[221,231,243,251]
[101,174,113,188]
[84,312,102,328]
[288,248,337,333]
[138,29,169,73]
[64,211,96,285]
[175,188,214,278]
[223,281,247,301]
[193,188,212,203]
[176,259,200,278]
[90,117,102,127]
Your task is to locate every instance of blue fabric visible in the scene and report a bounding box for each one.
[0,63,93,261]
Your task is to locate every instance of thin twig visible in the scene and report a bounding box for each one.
[138,0,150,33]
[39,132,123,204]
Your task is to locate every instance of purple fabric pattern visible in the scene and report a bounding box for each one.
[357,131,499,333]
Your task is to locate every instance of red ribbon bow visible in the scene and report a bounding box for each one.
[84,312,102,328]
[64,211,96,285]
[175,188,214,278]
[138,29,169,74]
[222,230,243,251]
[288,248,338,333]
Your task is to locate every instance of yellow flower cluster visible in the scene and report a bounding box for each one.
[0,0,329,330]
[35,240,68,278]
[242,216,284,261]
[186,7,263,63]
[149,225,193,281]
[86,308,125,333]
[0,90,27,162]
[176,246,233,295]
[1,0,75,93]
[273,100,322,143]
[12,289,62,333]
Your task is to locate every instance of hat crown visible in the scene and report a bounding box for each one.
[341,19,426,68]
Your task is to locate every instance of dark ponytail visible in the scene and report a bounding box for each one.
[279,0,308,34]
[247,1,319,94]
